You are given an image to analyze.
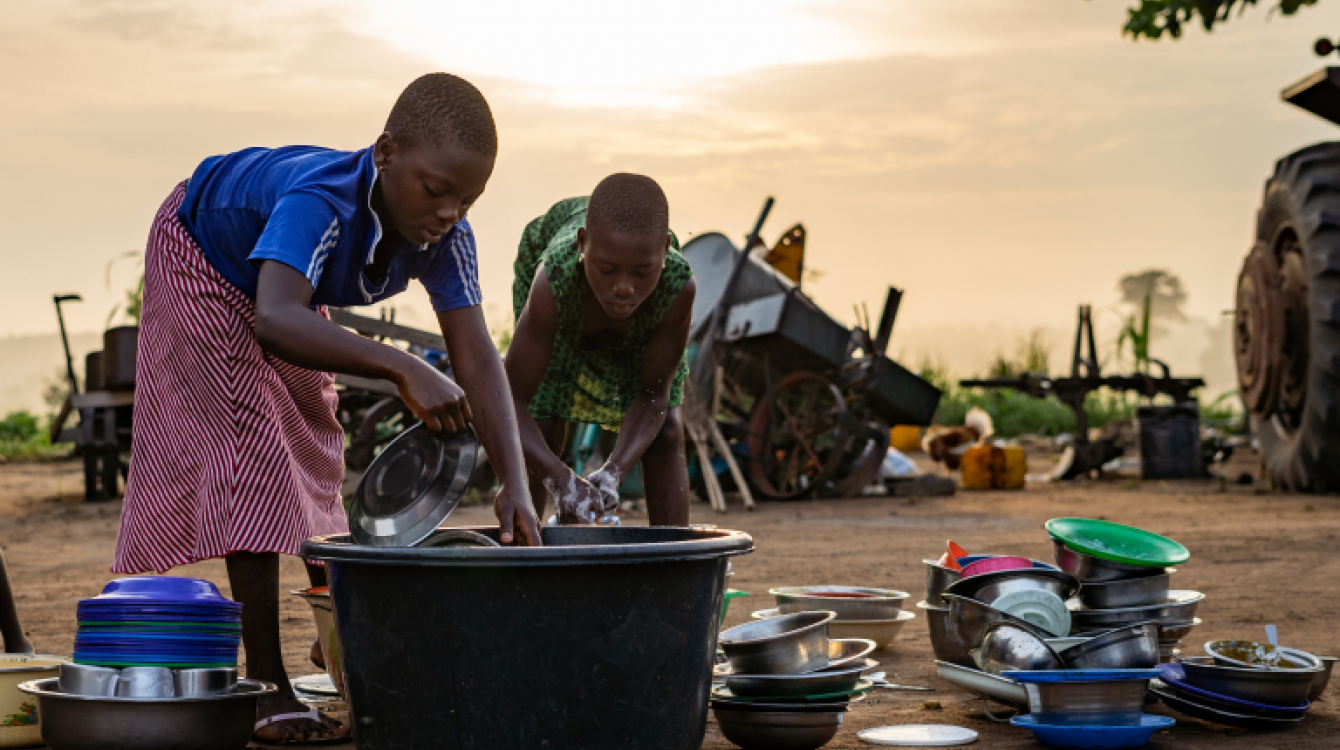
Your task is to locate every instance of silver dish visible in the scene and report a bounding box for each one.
[919,600,973,667]
[418,528,501,548]
[711,705,843,750]
[19,678,275,750]
[173,668,237,697]
[1052,539,1159,582]
[771,586,908,620]
[934,660,1028,709]
[1077,569,1172,609]
[58,663,120,697]
[943,594,1055,659]
[1061,622,1159,670]
[1066,590,1204,631]
[1154,618,1200,642]
[976,622,1066,676]
[1177,656,1318,706]
[1204,640,1322,671]
[1151,678,1306,719]
[719,611,835,675]
[349,424,478,547]
[1310,657,1336,701]
[1151,685,1305,730]
[944,568,1079,606]
[924,559,961,606]
[1022,677,1152,726]
[822,638,876,670]
[725,661,868,698]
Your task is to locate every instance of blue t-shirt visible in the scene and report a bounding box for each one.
[177,145,481,313]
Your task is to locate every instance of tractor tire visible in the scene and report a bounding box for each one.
[1237,142,1340,491]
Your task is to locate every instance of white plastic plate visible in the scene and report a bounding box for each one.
[858,725,978,746]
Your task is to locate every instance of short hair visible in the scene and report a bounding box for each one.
[586,173,669,238]
[384,73,497,157]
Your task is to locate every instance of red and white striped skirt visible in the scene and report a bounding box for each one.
[112,183,348,574]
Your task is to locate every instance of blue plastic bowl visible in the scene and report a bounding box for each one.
[958,555,1061,571]
[93,577,233,603]
[1011,714,1174,749]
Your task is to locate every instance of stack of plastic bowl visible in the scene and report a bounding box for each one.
[1148,638,1322,729]
[73,577,242,673]
[1006,669,1174,749]
[754,586,914,650]
[711,611,874,750]
[1048,517,1203,659]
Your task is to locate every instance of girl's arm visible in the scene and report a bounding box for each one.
[436,305,542,546]
[596,279,696,488]
[254,260,472,433]
[505,269,610,522]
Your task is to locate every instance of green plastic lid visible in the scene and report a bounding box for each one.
[1045,517,1189,566]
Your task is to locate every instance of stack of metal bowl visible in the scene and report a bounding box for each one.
[712,612,873,750]
[1049,518,1203,659]
[757,586,913,651]
[1150,639,1327,729]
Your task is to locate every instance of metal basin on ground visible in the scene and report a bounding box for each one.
[1176,657,1318,706]
[710,704,843,750]
[18,678,273,750]
[304,526,753,750]
[771,586,908,620]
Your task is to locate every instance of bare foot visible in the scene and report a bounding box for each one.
[253,695,349,745]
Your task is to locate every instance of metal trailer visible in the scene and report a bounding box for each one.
[681,215,941,503]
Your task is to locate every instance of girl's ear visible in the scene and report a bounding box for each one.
[373,131,397,170]
[576,226,587,259]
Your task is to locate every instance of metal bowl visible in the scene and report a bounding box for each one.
[173,668,237,698]
[1177,657,1318,706]
[726,661,867,698]
[944,568,1079,607]
[924,559,961,606]
[771,586,909,620]
[349,424,478,547]
[1052,539,1159,582]
[711,704,843,750]
[823,639,876,670]
[1077,569,1172,609]
[918,601,974,667]
[1021,678,1151,726]
[975,622,1066,676]
[1066,590,1204,631]
[1310,657,1336,701]
[934,660,1028,709]
[720,611,835,675]
[1061,622,1160,670]
[57,664,121,697]
[943,594,1055,658]
[19,678,274,750]
[1155,618,1200,643]
[1204,640,1322,671]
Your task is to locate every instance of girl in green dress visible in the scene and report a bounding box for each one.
[505,174,695,526]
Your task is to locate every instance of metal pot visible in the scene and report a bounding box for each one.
[1021,679,1150,726]
[711,704,843,750]
[1061,623,1160,670]
[1077,570,1172,609]
[975,622,1066,676]
[720,611,836,675]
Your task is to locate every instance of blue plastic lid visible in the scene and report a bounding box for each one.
[1004,669,1162,683]
[1011,714,1174,749]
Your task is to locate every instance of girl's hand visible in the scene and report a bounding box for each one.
[545,471,609,525]
[395,359,473,434]
[493,482,542,546]
[586,465,622,515]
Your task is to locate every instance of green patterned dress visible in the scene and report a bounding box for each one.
[512,197,692,430]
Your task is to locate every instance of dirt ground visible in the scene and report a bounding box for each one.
[3,457,1338,749]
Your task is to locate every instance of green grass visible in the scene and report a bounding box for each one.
[0,410,71,461]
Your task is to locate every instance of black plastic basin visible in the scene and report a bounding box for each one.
[303,526,754,750]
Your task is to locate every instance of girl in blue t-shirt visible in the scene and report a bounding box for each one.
[111,73,541,744]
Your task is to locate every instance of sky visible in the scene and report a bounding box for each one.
[3,0,1340,410]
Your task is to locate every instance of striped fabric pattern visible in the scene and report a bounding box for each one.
[113,183,348,574]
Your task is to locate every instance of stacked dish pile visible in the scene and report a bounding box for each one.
[711,612,875,750]
[73,577,242,670]
[1049,518,1203,660]
[1006,670,1174,749]
[1150,637,1330,729]
[751,586,914,650]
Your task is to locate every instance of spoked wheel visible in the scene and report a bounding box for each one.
[1235,142,1340,491]
[820,415,890,499]
[747,372,849,499]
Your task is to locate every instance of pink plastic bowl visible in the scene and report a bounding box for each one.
[961,556,1032,578]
